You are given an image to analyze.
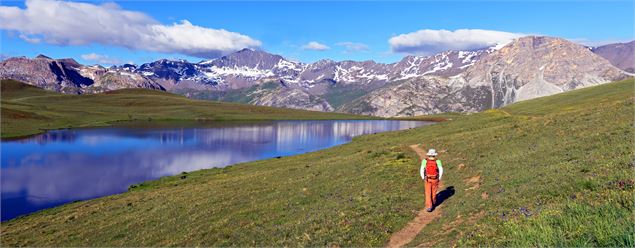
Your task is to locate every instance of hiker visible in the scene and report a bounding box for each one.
[420,148,443,212]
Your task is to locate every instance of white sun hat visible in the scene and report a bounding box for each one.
[426,149,438,156]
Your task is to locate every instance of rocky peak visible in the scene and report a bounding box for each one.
[0,56,92,92]
[0,56,163,93]
[35,54,52,60]
[208,48,285,70]
[56,58,82,68]
[137,59,200,81]
[463,35,628,107]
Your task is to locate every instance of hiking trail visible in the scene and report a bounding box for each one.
[385,144,444,248]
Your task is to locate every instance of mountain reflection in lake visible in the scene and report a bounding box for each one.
[1,120,431,220]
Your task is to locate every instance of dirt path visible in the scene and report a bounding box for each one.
[385,144,443,248]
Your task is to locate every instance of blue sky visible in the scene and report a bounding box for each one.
[1,0,633,65]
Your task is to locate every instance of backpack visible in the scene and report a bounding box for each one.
[425,158,438,177]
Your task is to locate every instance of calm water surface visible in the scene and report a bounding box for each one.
[1,120,431,220]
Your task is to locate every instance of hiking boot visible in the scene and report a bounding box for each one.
[426,208,433,212]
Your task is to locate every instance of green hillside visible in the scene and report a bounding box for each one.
[0,80,373,138]
[1,79,633,246]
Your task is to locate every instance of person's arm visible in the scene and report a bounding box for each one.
[420,160,426,179]
[437,159,443,180]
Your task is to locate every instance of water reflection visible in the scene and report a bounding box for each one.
[1,120,430,220]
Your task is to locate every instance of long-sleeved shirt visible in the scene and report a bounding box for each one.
[420,159,443,180]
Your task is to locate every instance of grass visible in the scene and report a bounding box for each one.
[391,112,468,122]
[408,78,635,247]
[0,80,374,138]
[1,78,633,246]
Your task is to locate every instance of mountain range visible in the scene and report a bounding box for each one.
[1,36,632,117]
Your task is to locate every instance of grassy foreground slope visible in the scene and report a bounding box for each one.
[1,79,633,246]
[0,80,372,138]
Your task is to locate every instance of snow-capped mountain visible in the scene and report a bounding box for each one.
[341,36,629,117]
[391,49,491,79]
[131,47,488,93]
[1,36,631,116]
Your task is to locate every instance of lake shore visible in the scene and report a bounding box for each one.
[2,120,433,220]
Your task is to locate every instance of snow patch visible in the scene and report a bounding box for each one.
[208,66,275,78]
[423,61,453,75]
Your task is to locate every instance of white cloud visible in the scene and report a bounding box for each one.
[18,33,40,43]
[0,0,261,58]
[389,29,525,55]
[302,41,330,51]
[336,42,370,52]
[80,53,122,65]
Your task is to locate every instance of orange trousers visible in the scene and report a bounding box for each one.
[424,178,439,209]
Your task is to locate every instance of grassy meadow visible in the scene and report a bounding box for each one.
[0,78,633,246]
[0,80,373,138]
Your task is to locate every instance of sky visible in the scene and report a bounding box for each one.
[1,0,634,65]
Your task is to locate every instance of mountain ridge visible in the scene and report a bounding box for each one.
[1,36,631,116]
[340,36,630,116]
